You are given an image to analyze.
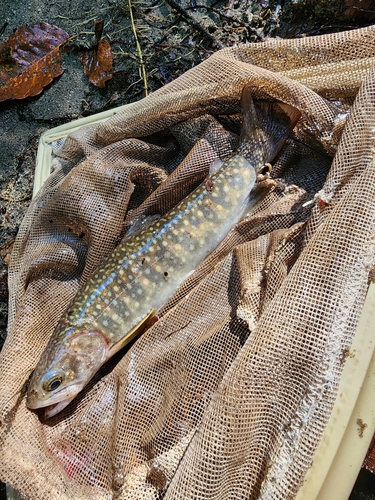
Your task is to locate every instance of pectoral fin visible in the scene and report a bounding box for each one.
[109,309,157,356]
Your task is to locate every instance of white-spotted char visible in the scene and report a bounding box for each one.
[27,86,300,417]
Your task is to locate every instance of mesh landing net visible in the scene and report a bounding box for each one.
[1,26,375,500]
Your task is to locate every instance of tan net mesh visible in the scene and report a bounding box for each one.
[1,26,375,499]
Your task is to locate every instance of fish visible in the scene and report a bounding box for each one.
[26,86,300,417]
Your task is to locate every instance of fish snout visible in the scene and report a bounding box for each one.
[26,385,46,409]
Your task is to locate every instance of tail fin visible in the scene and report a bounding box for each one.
[240,85,301,165]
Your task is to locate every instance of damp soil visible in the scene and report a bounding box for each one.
[0,0,375,497]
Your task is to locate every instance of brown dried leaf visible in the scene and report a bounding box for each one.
[78,39,113,88]
[0,238,14,266]
[0,22,69,102]
[94,20,104,43]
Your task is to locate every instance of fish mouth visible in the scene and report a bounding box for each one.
[27,383,83,418]
[43,398,76,418]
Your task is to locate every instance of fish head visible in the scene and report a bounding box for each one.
[27,329,109,418]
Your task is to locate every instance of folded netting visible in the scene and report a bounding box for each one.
[1,26,375,499]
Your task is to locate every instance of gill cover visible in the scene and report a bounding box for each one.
[27,310,157,417]
[26,331,109,415]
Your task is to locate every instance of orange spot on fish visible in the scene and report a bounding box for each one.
[204,178,214,192]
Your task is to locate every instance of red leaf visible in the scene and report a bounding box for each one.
[78,39,113,88]
[0,22,69,102]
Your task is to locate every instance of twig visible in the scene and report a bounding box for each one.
[0,238,15,251]
[155,42,189,50]
[164,320,192,339]
[0,22,8,37]
[0,193,32,203]
[164,0,224,49]
[128,0,149,97]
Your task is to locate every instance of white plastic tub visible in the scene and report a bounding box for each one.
[17,111,375,500]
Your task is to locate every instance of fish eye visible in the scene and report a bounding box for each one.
[41,371,65,392]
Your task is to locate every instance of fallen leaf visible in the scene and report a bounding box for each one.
[0,22,69,102]
[94,20,104,42]
[78,20,113,88]
[79,39,113,88]
[0,238,15,266]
